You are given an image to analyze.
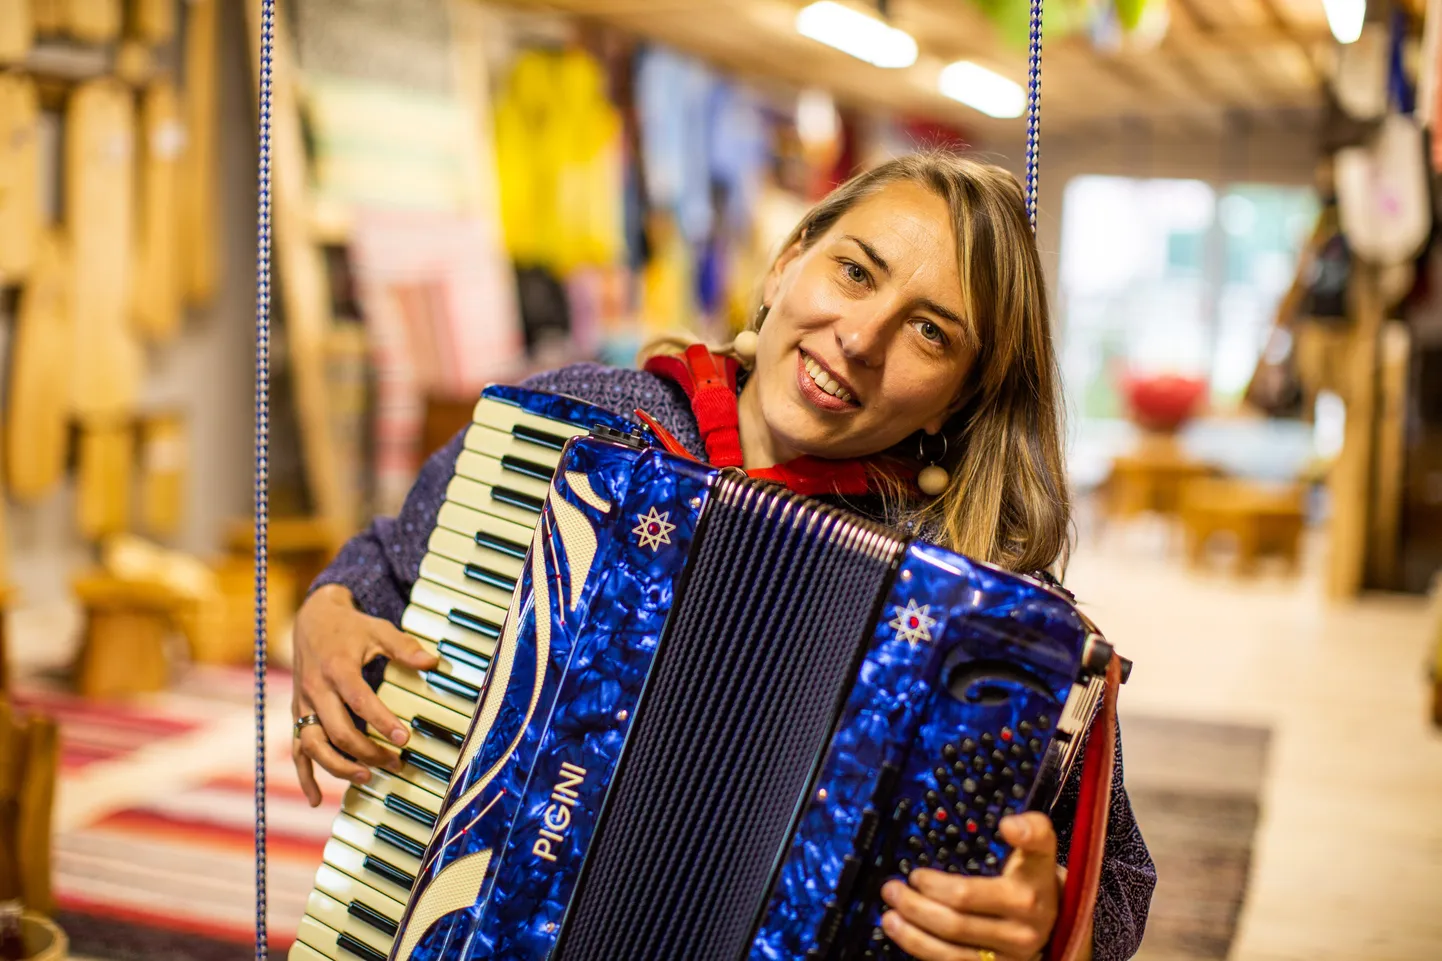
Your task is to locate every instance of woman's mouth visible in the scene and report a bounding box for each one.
[796,350,861,412]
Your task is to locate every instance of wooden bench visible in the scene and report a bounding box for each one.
[1179,478,1307,575]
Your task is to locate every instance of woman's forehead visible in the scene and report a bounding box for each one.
[829,183,962,288]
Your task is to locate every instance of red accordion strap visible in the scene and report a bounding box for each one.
[1046,654,1122,961]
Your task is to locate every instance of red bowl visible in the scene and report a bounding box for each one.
[1120,373,1208,433]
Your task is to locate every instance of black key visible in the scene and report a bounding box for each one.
[463,562,517,594]
[512,423,569,451]
[474,529,529,560]
[400,748,453,784]
[437,639,491,672]
[942,743,958,762]
[347,900,399,937]
[491,485,544,514]
[500,454,554,483]
[337,933,387,961]
[362,854,415,891]
[423,670,480,703]
[411,716,465,748]
[384,794,437,829]
[447,607,502,639]
[375,823,425,860]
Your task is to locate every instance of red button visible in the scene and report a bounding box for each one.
[934,809,947,821]
[966,818,978,833]
[1000,728,1013,742]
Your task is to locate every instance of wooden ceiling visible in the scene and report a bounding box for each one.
[493,0,1345,141]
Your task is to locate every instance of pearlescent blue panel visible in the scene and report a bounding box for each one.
[750,543,1090,959]
[395,437,646,961]
[475,446,714,960]
[481,384,656,442]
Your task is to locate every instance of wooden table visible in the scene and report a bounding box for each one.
[1180,478,1307,575]
[1104,434,1216,521]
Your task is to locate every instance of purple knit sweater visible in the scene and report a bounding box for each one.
[311,362,1155,960]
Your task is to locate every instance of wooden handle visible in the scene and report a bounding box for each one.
[77,419,134,540]
[178,0,217,307]
[63,0,119,43]
[67,78,140,420]
[132,79,184,341]
[0,0,34,64]
[0,73,40,282]
[6,230,73,503]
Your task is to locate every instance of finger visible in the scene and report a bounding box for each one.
[310,685,401,771]
[334,671,410,750]
[881,878,1037,954]
[999,813,1059,883]
[297,724,373,783]
[879,908,983,961]
[372,620,440,671]
[906,869,1041,920]
[292,738,323,807]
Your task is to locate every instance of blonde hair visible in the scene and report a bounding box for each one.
[640,151,1071,576]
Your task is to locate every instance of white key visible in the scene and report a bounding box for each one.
[426,526,525,581]
[407,578,509,641]
[355,766,443,814]
[434,501,535,555]
[453,449,551,500]
[374,683,465,768]
[408,633,490,693]
[330,811,422,879]
[305,889,394,956]
[402,604,501,658]
[418,553,514,611]
[287,939,334,961]
[472,396,590,445]
[384,660,477,718]
[312,862,405,933]
[343,788,432,852]
[322,837,412,905]
[463,423,565,473]
[445,473,544,528]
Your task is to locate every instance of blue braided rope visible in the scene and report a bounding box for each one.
[254,0,274,957]
[1024,0,1044,232]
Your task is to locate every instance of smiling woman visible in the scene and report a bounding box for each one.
[290,150,1156,961]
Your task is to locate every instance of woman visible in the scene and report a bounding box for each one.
[291,152,1156,961]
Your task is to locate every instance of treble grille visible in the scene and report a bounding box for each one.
[555,477,903,961]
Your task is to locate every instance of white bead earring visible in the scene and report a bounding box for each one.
[917,432,950,496]
[732,304,766,366]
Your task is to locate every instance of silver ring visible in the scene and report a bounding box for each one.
[293,713,321,739]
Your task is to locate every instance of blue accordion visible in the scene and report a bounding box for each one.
[374,399,1121,961]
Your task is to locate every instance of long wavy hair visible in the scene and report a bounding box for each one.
[641,151,1071,576]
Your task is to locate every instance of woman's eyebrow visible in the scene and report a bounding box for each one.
[843,235,891,276]
[919,299,966,329]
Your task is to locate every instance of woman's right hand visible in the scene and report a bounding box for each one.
[290,584,440,807]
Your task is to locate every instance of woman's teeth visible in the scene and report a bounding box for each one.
[803,355,854,404]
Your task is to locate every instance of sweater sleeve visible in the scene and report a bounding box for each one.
[1050,720,1156,961]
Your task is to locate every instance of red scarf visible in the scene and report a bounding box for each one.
[640,345,915,498]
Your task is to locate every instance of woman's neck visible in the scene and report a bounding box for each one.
[736,378,797,470]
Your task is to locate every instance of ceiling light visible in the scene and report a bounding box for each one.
[938,61,1026,119]
[795,1,918,69]
[1322,0,1365,44]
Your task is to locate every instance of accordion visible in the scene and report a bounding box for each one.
[289,387,1128,961]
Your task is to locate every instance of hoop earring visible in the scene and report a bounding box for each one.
[733,304,766,366]
[917,432,950,496]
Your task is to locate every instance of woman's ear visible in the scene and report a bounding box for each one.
[762,238,805,307]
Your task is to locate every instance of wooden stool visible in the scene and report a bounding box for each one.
[70,572,184,697]
[181,555,296,666]
[1180,478,1307,575]
[224,515,341,601]
[1105,434,1215,521]
[0,699,59,916]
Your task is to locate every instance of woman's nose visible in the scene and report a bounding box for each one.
[834,311,889,368]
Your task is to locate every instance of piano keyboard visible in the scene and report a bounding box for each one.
[289,388,641,961]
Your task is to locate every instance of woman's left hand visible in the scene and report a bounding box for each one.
[879,811,1060,961]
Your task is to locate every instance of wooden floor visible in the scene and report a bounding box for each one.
[1067,524,1442,961]
[12,519,1442,960]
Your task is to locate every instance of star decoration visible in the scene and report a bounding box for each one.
[889,598,937,648]
[632,506,677,551]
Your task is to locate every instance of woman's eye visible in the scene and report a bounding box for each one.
[844,262,868,285]
[916,320,945,344]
